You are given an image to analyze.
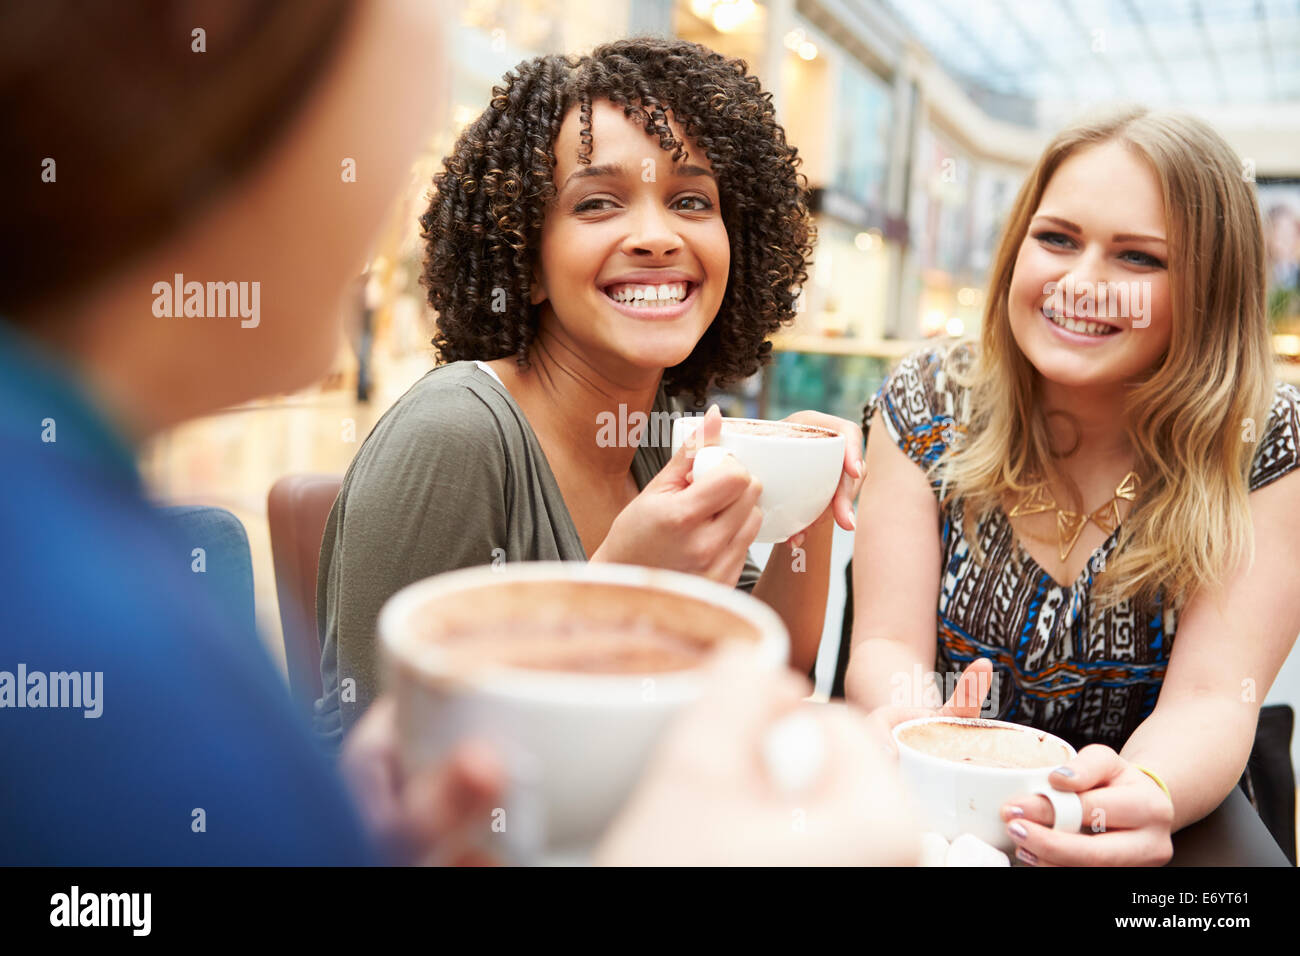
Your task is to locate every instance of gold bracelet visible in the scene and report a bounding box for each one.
[1135,765,1173,808]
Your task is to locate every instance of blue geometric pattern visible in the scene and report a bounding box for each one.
[864,345,1300,750]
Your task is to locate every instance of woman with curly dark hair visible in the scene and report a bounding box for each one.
[314,37,865,743]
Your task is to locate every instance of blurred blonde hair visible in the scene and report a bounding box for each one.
[937,106,1274,612]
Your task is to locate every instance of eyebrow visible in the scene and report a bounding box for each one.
[560,162,715,191]
[1033,215,1166,244]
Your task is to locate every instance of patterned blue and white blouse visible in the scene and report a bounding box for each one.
[864,343,1300,751]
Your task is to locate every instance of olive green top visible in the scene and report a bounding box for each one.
[313,360,760,745]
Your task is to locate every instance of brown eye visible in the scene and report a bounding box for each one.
[573,197,617,213]
[673,195,713,212]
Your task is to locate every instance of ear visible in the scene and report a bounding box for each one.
[528,268,547,306]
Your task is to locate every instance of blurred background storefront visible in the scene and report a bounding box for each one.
[142,0,1300,707]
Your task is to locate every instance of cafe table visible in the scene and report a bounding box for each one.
[1168,786,1291,866]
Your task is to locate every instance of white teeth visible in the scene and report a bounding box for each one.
[606,282,688,306]
[1045,308,1115,338]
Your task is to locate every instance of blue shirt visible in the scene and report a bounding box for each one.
[0,321,375,864]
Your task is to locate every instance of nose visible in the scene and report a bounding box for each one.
[621,201,682,259]
[1054,242,1113,294]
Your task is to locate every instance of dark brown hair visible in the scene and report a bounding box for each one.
[420,37,814,403]
[0,0,356,319]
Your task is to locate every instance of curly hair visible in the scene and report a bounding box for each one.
[420,37,814,403]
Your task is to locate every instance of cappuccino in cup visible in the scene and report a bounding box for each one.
[670,416,845,543]
[416,618,716,675]
[381,562,789,863]
[893,717,1083,853]
[896,719,1074,770]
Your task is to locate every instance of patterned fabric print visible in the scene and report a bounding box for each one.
[1251,381,1300,492]
[863,345,1300,752]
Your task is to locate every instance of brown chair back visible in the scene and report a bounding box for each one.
[268,474,342,718]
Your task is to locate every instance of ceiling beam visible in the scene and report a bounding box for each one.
[992,0,1077,101]
[1255,0,1278,100]
[1189,0,1229,104]
[1119,0,1181,104]
[1059,0,1128,100]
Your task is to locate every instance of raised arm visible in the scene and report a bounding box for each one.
[844,407,944,710]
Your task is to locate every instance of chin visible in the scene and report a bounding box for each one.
[615,327,707,371]
[1011,322,1114,389]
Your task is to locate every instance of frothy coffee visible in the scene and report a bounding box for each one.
[897,720,1071,769]
[427,617,715,674]
[399,577,762,678]
[723,420,836,439]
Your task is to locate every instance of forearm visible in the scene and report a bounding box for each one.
[1120,694,1259,831]
[752,518,832,676]
[844,634,935,711]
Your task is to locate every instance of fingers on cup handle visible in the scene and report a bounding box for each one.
[1029,781,1084,834]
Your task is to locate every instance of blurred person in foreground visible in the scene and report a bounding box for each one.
[0,0,914,866]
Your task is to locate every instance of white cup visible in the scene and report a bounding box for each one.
[670,416,845,544]
[892,716,1084,853]
[379,561,789,863]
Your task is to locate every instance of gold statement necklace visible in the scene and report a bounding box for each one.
[1009,471,1140,562]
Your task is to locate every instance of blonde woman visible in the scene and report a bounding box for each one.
[848,107,1300,866]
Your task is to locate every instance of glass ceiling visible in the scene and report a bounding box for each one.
[880,0,1300,122]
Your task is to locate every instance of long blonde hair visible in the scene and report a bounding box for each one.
[938,107,1274,612]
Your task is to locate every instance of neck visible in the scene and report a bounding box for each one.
[499,321,662,478]
[1036,375,1134,468]
[23,299,187,447]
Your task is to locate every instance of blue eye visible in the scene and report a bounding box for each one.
[1034,230,1074,248]
[1120,250,1166,269]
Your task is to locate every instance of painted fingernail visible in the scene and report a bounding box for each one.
[1004,805,1025,820]
[1008,821,1028,841]
[1052,766,1075,778]
[1016,847,1038,865]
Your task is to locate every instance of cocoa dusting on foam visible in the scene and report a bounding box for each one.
[424,616,716,675]
[724,420,837,439]
[898,720,1071,769]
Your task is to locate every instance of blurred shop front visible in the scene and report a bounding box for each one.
[138,0,1300,669]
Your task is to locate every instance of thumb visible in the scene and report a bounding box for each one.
[654,405,724,489]
[692,404,723,450]
[940,658,993,717]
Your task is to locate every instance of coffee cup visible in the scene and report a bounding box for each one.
[670,416,845,544]
[379,561,789,863]
[892,716,1084,853]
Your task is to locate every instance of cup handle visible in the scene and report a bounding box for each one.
[1027,780,1084,834]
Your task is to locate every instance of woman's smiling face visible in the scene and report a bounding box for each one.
[1008,140,1173,389]
[531,98,730,380]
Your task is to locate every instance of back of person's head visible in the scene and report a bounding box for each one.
[1,1,447,428]
[0,0,355,322]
